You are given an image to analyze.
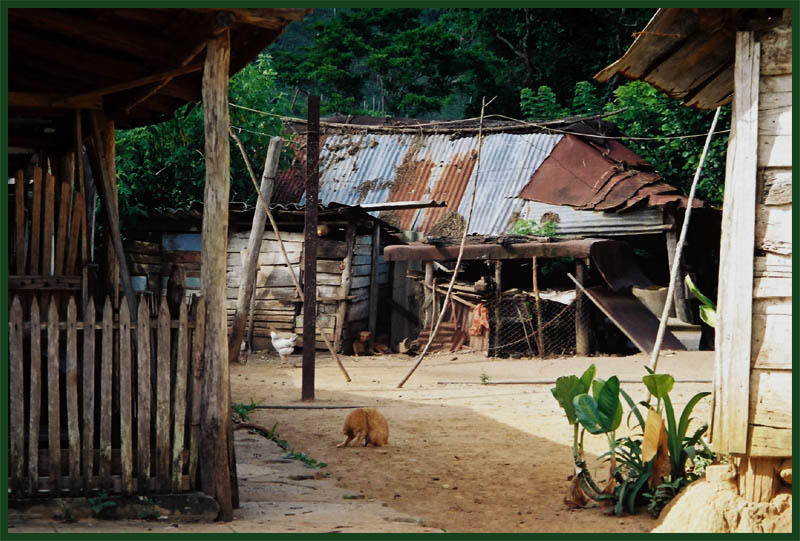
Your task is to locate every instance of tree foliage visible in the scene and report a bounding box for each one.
[115,54,291,229]
[115,8,728,227]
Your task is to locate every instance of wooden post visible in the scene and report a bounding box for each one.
[302,95,320,402]
[87,112,137,318]
[99,297,113,488]
[575,258,591,356]
[119,298,133,495]
[28,298,42,496]
[391,261,410,346]
[664,212,692,323]
[199,30,234,521]
[103,119,119,308]
[9,298,24,497]
[46,300,61,495]
[493,260,502,355]
[531,256,545,356]
[229,137,284,364]
[712,32,758,455]
[424,261,434,329]
[156,298,171,492]
[14,170,25,274]
[367,224,381,336]
[736,456,781,503]
[136,298,151,494]
[65,298,81,494]
[172,301,189,492]
[334,223,356,353]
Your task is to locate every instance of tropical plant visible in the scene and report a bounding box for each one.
[509,218,558,237]
[643,370,711,481]
[551,366,714,516]
[685,274,717,328]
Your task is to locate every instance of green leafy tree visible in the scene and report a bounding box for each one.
[603,81,730,206]
[571,81,602,117]
[115,53,291,229]
[520,86,568,120]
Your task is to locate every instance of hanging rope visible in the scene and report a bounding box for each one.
[229,128,351,382]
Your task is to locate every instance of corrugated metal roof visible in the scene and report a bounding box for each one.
[276,122,700,236]
[292,132,563,235]
[595,8,787,109]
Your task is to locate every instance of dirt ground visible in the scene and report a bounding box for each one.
[230,348,715,534]
[8,349,715,535]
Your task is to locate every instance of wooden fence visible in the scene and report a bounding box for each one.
[7,293,206,497]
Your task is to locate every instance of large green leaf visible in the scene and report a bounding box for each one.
[579,364,596,394]
[598,376,622,431]
[573,393,610,434]
[685,275,715,309]
[699,306,717,328]
[677,392,712,442]
[620,387,646,432]
[551,375,586,425]
[643,374,675,400]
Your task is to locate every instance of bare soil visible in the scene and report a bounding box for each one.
[231,349,715,533]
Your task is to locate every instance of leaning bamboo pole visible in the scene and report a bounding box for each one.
[229,129,351,382]
[397,96,495,388]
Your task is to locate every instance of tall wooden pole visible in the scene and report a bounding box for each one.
[199,30,233,521]
[575,258,590,355]
[302,95,320,401]
[229,137,284,364]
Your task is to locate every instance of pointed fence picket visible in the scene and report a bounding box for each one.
[6,293,205,497]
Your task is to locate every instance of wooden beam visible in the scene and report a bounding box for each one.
[11,9,176,62]
[334,224,357,353]
[8,92,102,111]
[186,8,308,30]
[64,63,202,105]
[199,30,233,522]
[712,31,759,456]
[86,113,138,315]
[229,137,283,364]
[367,224,381,336]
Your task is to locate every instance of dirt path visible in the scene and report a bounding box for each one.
[232,349,714,533]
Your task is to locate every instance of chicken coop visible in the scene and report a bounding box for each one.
[597,7,792,504]
[123,202,402,353]
[384,235,690,358]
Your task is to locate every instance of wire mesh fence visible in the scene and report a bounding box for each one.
[485,290,590,358]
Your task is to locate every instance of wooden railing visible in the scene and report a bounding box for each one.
[7,294,205,497]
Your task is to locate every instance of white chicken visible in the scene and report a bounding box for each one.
[270,331,297,363]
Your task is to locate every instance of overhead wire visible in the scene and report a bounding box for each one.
[230,101,729,142]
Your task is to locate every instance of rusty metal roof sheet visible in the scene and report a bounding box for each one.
[275,122,700,236]
[517,134,696,212]
[595,8,786,109]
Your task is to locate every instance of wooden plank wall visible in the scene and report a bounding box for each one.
[6,294,204,496]
[746,21,792,457]
[226,229,391,352]
[10,164,86,314]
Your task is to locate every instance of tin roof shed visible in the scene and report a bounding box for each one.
[275,117,702,237]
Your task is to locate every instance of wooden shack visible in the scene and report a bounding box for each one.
[597,7,792,503]
[7,8,307,519]
[124,203,399,353]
